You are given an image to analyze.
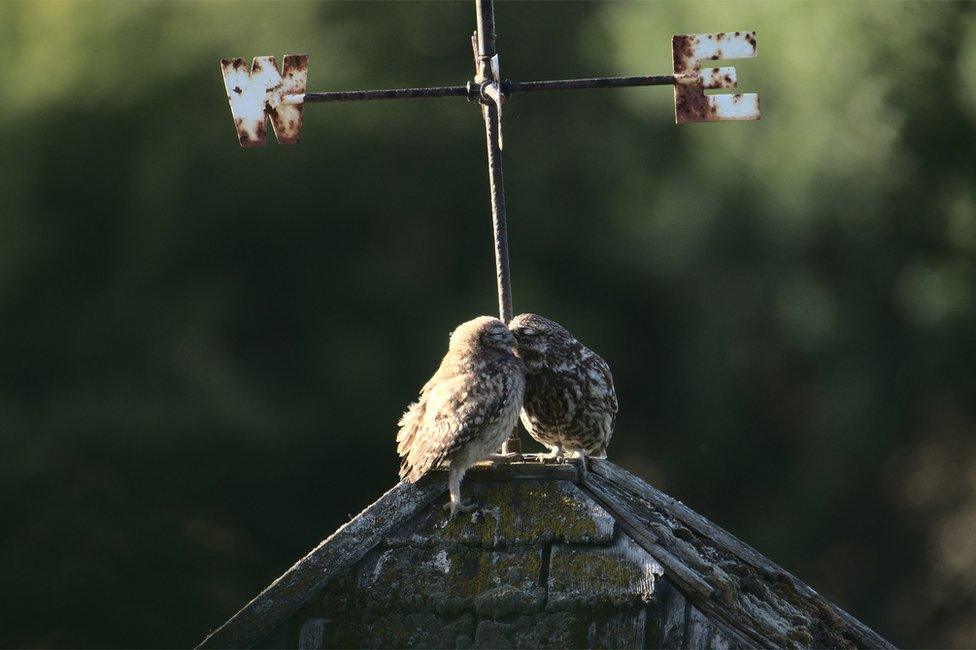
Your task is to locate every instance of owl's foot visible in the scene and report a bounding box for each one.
[539,447,566,464]
[444,499,479,518]
[575,453,589,480]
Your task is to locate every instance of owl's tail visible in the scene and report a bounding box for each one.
[587,446,608,459]
[396,400,428,483]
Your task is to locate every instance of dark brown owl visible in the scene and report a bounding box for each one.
[509,313,617,461]
[397,316,525,517]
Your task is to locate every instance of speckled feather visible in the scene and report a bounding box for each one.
[510,314,617,457]
[397,317,525,483]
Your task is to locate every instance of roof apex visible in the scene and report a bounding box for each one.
[199,458,892,649]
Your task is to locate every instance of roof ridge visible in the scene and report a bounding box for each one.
[197,458,893,650]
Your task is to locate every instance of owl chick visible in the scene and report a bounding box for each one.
[509,313,617,462]
[397,316,525,517]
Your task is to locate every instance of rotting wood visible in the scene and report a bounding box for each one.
[586,472,793,648]
[686,604,735,650]
[197,477,447,649]
[656,579,687,649]
[199,456,892,650]
[589,459,893,649]
[582,474,775,649]
[697,608,756,650]
[591,459,772,569]
[580,478,714,600]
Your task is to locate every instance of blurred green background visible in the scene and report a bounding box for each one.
[2,1,975,647]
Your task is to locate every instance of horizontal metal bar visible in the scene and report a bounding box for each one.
[295,73,683,105]
[506,74,678,93]
[303,84,470,103]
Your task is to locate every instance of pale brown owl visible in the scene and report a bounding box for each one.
[397,316,525,517]
[509,313,617,462]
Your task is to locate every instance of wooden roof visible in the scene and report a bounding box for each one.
[198,458,891,649]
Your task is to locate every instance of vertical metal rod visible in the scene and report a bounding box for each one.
[474,0,512,324]
[474,0,520,454]
[482,105,511,323]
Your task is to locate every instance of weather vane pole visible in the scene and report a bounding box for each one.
[473,0,512,328]
[218,0,761,455]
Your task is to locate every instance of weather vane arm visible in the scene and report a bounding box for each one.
[283,71,720,106]
[222,31,759,146]
[298,84,469,103]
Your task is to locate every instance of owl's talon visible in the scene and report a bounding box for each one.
[539,448,565,464]
[444,499,479,518]
[576,454,589,480]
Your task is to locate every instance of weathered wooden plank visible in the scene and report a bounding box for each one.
[699,609,757,650]
[686,604,736,650]
[590,459,894,650]
[198,456,892,650]
[590,459,774,572]
[583,473,776,649]
[297,618,325,650]
[197,477,447,649]
[656,579,687,649]
[580,477,714,601]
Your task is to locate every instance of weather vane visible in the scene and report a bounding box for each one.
[218,0,760,454]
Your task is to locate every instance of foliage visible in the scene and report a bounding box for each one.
[1,1,975,646]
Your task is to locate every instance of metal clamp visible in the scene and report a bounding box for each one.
[480,55,505,149]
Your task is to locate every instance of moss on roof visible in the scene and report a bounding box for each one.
[199,458,892,649]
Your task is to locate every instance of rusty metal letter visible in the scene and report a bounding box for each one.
[672,32,760,124]
[219,54,308,147]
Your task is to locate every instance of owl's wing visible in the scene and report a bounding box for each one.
[582,348,618,456]
[395,358,458,459]
[580,348,616,404]
[398,369,509,482]
[597,354,618,418]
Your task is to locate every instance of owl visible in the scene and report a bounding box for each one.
[509,313,617,462]
[397,316,525,517]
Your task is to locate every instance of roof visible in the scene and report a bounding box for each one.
[198,458,892,649]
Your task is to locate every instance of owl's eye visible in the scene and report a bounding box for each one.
[521,328,538,337]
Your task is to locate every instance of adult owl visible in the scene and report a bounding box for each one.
[396,316,525,517]
[509,313,617,462]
